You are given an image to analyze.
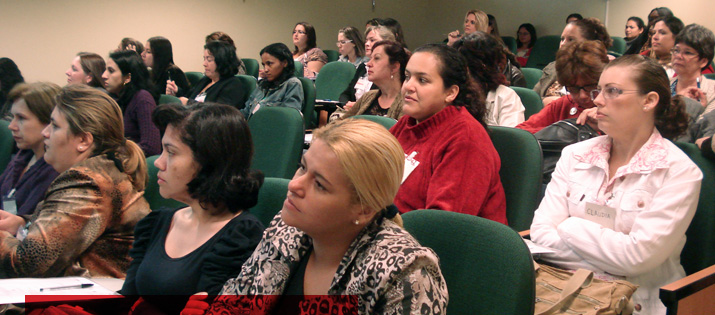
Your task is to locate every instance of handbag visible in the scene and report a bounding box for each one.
[534,263,638,315]
[534,118,600,183]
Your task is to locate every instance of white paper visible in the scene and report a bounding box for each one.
[0,277,119,304]
[523,238,557,255]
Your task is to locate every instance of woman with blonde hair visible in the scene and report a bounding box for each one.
[0,84,151,278]
[447,9,488,46]
[184,119,448,314]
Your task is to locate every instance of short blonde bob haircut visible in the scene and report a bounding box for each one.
[312,119,404,215]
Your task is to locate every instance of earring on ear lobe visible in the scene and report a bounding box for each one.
[391,74,394,80]
[353,219,360,225]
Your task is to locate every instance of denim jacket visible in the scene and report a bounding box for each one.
[241,77,303,119]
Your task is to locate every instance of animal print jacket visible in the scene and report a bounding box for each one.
[211,211,448,314]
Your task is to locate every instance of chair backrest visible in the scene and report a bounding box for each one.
[489,126,543,231]
[241,58,260,79]
[609,37,627,55]
[294,61,303,78]
[158,94,181,105]
[298,77,316,129]
[675,142,715,275]
[185,71,204,87]
[501,36,518,54]
[521,67,543,90]
[144,155,186,211]
[314,62,357,101]
[510,86,544,120]
[0,120,14,172]
[402,210,535,315]
[234,74,258,107]
[249,177,289,227]
[323,49,340,63]
[249,107,304,179]
[351,115,397,129]
[525,35,561,70]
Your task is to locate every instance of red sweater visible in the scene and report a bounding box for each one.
[516,95,587,134]
[390,106,507,224]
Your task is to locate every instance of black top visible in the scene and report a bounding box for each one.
[186,76,247,110]
[153,65,190,98]
[339,63,378,103]
[702,137,715,160]
[121,207,264,314]
[364,93,389,116]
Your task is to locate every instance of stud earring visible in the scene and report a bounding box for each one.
[354,219,360,225]
[391,74,394,79]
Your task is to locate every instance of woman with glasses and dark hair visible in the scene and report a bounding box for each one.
[242,43,302,120]
[531,54,701,315]
[142,36,190,98]
[516,23,537,67]
[292,22,328,80]
[204,31,247,75]
[517,40,608,133]
[669,24,715,112]
[337,26,368,68]
[171,41,246,109]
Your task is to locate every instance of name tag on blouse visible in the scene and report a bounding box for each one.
[402,151,420,184]
[584,202,616,229]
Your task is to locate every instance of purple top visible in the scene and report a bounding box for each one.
[124,90,161,156]
[0,150,59,216]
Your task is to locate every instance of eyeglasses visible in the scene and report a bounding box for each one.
[336,40,353,47]
[292,30,307,35]
[564,84,598,95]
[589,87,641,101]
[671,48,699,58]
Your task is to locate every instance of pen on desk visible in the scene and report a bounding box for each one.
[39,283,94,292]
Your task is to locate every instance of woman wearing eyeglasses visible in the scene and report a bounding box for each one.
[517,40,608,133]
[337,26,368,68]
[292,22,328,80]
[669,24,715,114]
[531,54,702,315]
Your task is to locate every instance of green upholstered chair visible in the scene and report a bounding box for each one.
[521,67,543,90]
[660,142,715,314]
[0,120,14,172]
[402,210,535,315]
[609,37,627,55]
[705,73,715,81]
[294,61,303,78]
[249,177,289,227]
[234,74,257,107]
[351,115,397,129]
[241,58,260,79]
[158,94,181,105]
[315,62,356,101]
[501,36,518,54]
[323,49,340,63]
[510,86,544,120]
[525,35,560,70]
[298,77,316,129]
[185,71,204,87]
[248,107,304,179]
[489,126,543,231]
[144,155,186,211]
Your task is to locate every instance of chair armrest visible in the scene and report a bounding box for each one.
[660,264,715,315]
[519,229,530,239]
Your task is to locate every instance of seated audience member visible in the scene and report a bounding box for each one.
[0,83,60,216]
[625,7,674,55]
[390,44,506,223]
[65,52,107,93]
[533,18,612,105]
[502,49,527,88]
[447,9,488,46]
[0,85,151,278]
[241,43,303,119]
[365,18,383,29]
[531,55,702,315]
[143,36,190,98]
[339,26,397,106]
[517,41,608,133]
[292,22,328,80]
[516,23,537,67]
[487,14,503,43]
[173,41,245,109]
[0,58,24,109]
[455,32,525,127]
[642,16,684,76]
[121,103,264,314]
[185,119,448,314]
[565,13,582,24]
[104,50,161,156]
[337,26,368,68]
[332,40,407,121]
[115,37,144,55]
[381,18,409,49]
[625,17,645,51]
[204,31,247,75]
[670,24,715,112]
